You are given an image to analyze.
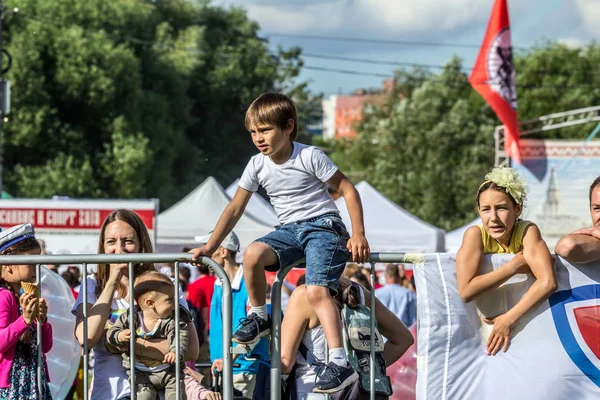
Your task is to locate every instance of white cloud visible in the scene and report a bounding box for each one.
[239,2,345,33]
[558,37,584,48]
[353,0,490,33]
[224,0,493,36]
[575,0,600,36]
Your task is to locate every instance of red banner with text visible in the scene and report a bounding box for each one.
[0,208,155,230]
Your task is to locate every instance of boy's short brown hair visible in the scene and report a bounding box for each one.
[133,271,174,304]
[245,93,298,141]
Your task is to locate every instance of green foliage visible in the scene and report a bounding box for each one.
[100,117,151,198]
[2,0,318,208]
[330,57,495,231]
[515,42,600,138]
[14,153,101,198]
[328,43,600,230]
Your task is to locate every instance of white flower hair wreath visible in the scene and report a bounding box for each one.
[479,167,529,205]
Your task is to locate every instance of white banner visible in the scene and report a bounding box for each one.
[414,253,600,400]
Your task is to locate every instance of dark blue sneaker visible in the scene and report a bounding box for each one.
[313,362,358,393]
[232,313,271,344]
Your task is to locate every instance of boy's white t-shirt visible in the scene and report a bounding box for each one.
[71,275,189,400]
[238,142,340,224]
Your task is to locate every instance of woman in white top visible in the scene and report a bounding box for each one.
[281,277,414,399]
[72,209,200,400]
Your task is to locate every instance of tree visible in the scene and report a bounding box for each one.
[2,0,318,208]
[184,8,320,190]
[327,43,600,230]
[329,58,495,231]
[514,42,600,138]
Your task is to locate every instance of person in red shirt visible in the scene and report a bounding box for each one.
[187,258,216,344]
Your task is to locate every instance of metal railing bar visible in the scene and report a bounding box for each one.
[209,258,234,400]
[82,262,89,400]
[270,261,301,400]
[369,262,376,400]
[128,262,136,400]
[368,253,414,263]
[0,253,200,265]
[174,261,181,400]
[37,263,43,398]
[0,252,414,265]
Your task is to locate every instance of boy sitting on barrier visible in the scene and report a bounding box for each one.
[456,167,557,356]
[106,271,190,400]
[190,92,370,393]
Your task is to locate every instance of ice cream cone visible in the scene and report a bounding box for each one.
[21,281,40,298]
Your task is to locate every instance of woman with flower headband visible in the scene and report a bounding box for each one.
[456,167,557,356]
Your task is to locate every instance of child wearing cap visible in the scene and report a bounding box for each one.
[0,223,53,399]
[190,92,370,393]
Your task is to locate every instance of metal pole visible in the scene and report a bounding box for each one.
[369,262,376,400]
[201,256,233,400]
[369,253,407,263]
[0,253,233,265]
[36,263,42,398]
[270,261,302,400]
[174,261,181,400]
[128,262,136,400]
[82,263,89,400]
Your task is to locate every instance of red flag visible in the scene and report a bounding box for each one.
[469,0,520,163]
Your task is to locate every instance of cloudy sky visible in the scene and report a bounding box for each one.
[213,0,598,96]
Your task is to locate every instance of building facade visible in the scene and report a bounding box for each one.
[321,79,395,139]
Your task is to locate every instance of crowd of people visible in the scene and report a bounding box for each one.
[0,212,415,400]
[0,90,598,400]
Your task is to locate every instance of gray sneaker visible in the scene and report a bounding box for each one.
[313,362,359,393]
[232,313,271,344]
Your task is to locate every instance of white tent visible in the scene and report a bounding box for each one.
[225,179,279,226]
[334,181,445,253]
[157,177,274,252]
[445,218,481,252]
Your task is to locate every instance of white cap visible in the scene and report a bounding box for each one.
[195,231,240,252]
[0,223,36,252]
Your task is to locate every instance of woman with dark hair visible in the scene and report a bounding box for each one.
[71,209,200,399]
[280,278,413,400]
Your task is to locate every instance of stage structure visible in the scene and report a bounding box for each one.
[494,106,600,250]
[494,105,600,167]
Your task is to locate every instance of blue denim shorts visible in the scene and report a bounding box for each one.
[256,213,350,292]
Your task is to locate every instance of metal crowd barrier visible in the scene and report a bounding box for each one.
[1,252,412,400]
[0,253,231,400]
